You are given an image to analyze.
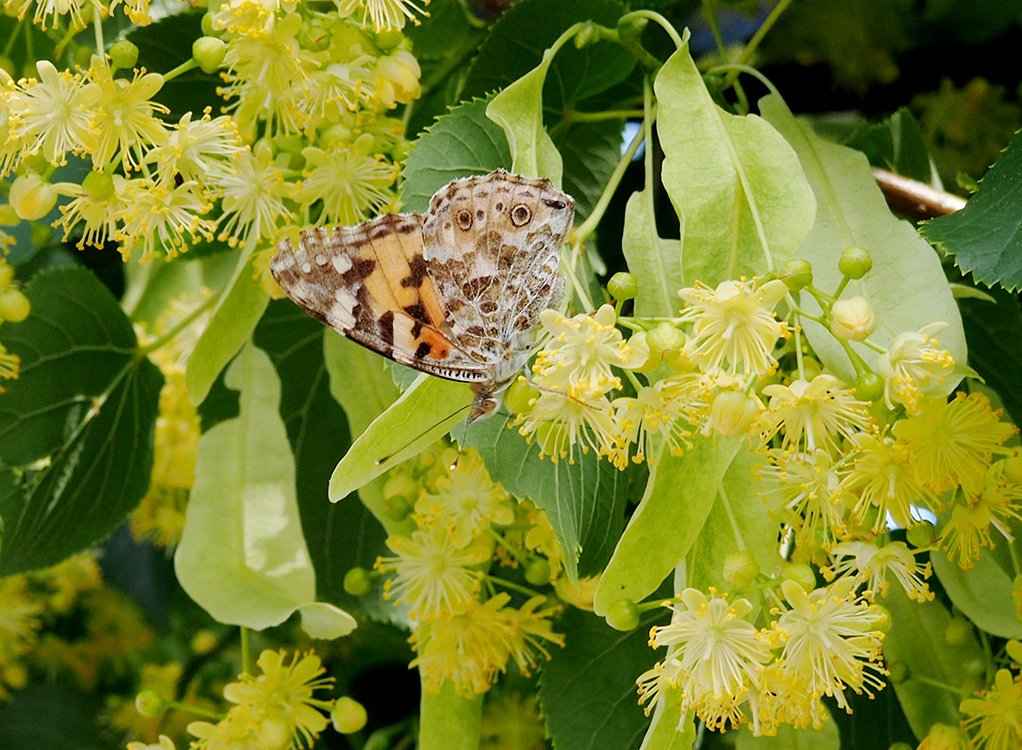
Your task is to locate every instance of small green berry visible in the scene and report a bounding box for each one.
[905,521,936,549]
[781,562,816,592]
[342,567,373,597]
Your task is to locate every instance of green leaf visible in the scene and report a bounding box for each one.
[640,688,695,750]
[845,107,935,184]
[958,291,1022,427]
[882,586,984,739]
[932,548,1022,639]
[419,683,482,750]
[0,267,162,575]
[0,686,111,750]
[760,94,967,384]
[922,130,1022,292]
[654,43,816,286]
[594,437,743,616]
[735,722,839,750]
[460,413,644,582]
[402,98,512,213]
[486,54,564,182]
[185,249,269,405]
[461,0,634,110]
[175,343,355,636]
[555,118,627,220]
[328,375,471,501]
[689,447,782,591]
[622,185,683,317]
[541,605,669,750]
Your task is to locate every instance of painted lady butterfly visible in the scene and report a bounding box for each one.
[271,170,575,421]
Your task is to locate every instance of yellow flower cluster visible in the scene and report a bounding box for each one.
[637,580,888,735]
[373,444,565,697]
[0,256,29,390]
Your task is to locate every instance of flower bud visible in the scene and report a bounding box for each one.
[82,170,115,202]
[781,258,813,291]
[0,205,18,225]
[383,494,411,521]
[838,246,873,279]
[780,562,815,592]
[524,558,551,587]
[375,30,405,50]
[10,173,57,220]
[200,11,216,36]
[0,288,28,322]
[1006,639,1022,666]
[343,567,373,596]
[109,39,139,70]
[605,599,640,632]
[554,575,600,610]
[707,390,760,437]
[944,616,973,647]
[1003,454,1022,485]
[646,322,683,358]
[854,371,884,402]
[0,260,13,289]
[905,521,936,548]
[608,271,638,301]
[134,689,164,718]
[830,296,877,342]
[918,724,965,750]
[722,550,760,587]
[374,50,420,107]
[190,629,217,655]
[332,696,368,734]
[192,36,227,74]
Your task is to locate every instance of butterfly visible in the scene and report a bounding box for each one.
[270,169,575,422]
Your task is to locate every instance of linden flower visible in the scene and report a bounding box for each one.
[8,60,99,167]
[0,576,41,667]
[146,111,245,188]
[678,278,789,377]
[5,0,91,30]
[55,172,129,250]
[759,448,847,547]
[757,374,872,454]
[892,393,1016,497]
[961,668,1022,750]
[942,462,1022,568]
[838,431,938,532]
[533,304,647,397]
[219,650,333,749]
[649,589,772,705]
[501,595,565,676]
[293,62,366,124]
[613,380,696,466]
[83,57,169,170]
[747,663,830,736]
[771,579,887,712]
[411,594,515,697]
[373,49,421,108]
[415,449,513,549]
[117,178,214,261]
[0,343,20,384]
[876,322,956,414]
[299,139,397,225]
[211,0,282,36]
[823,540,933,602]
[375,523,488,620]
[109,0,151,25]
[216,146,295,247]
[336,0,430,32]
[515,388,619,465]
[126,736,176,750]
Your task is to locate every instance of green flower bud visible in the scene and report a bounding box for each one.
[781,562,816,592]
[608,271,638,301]
[82,170,115,202]
[524,558,552,587]
[192,36,227,75]
[1005,639,1022,666]
[605,599,640,632]
[646,322,684,359]
[854,371,884,402]
[944,616,973,647]
[200,12,217,36]
[708,390,761,437]
[134,689,164,718]
[383,494,412,521]
[9,173,57,221]
[375,30,405,50]
[830,296,877,342]
[905,522,936,549]
[782,258,813,291]
[0,288,30,323]
[1003,454,1022,484]
[109,39,139,71]
[0,260,13,289]
[332,696,368,734]
[343,567,373,596]
[0,205,18,226]
[838,246,873,280]
[722,550,760,587]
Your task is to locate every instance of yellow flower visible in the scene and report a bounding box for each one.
[146,111,245,189]
[961,668,1022,750]
[838,431,938,532]
[613,379,697,465]
[5,0,92,30]
[501,595,564,676]
[126,736,176,750]
[109,0,151,25]
[941,462,1022,568]
[55,172,130,250]
[757,374,871,454]
[299,139,397,225]
[9,60,99,167]
[533,304,647,397]
[759,448,848,547]
[211,0,282,36]
[0,576,41,694]
[771,579,887,713]
[83,56,169,170]
[376,523,488,620]
[892,393,1016,497]
[117,178,214,261]
[515,388,619,466]
[822,540,933,601]
[678,278,789,377]
[747,663,830,735]
[373,48,421,107]
[216,145,295,248]
[876,322,956,414]
[337,0,430,32]
[219,650,333,749]
[0,342,20,384]
[415,449,513,549]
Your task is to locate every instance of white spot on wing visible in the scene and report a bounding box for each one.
[301,262,312,274]
[332,255,352,274]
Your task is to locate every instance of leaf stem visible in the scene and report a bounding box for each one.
[163,57,200,83]
[563,108,644,124]
[717,484,746,551]
[3,15,23,58]
[240,626,252,675]
[484,575,541,599]
[619,10,684,50]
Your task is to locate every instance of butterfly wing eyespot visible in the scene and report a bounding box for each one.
[510,203,532,227]
[456,209,473,231]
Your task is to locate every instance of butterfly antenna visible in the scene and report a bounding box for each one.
[374,402,474,466]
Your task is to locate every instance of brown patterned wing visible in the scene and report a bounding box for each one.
[270,213,492,383]
[421,170,574,369]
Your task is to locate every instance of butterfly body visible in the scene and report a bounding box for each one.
[271,170,574,421]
